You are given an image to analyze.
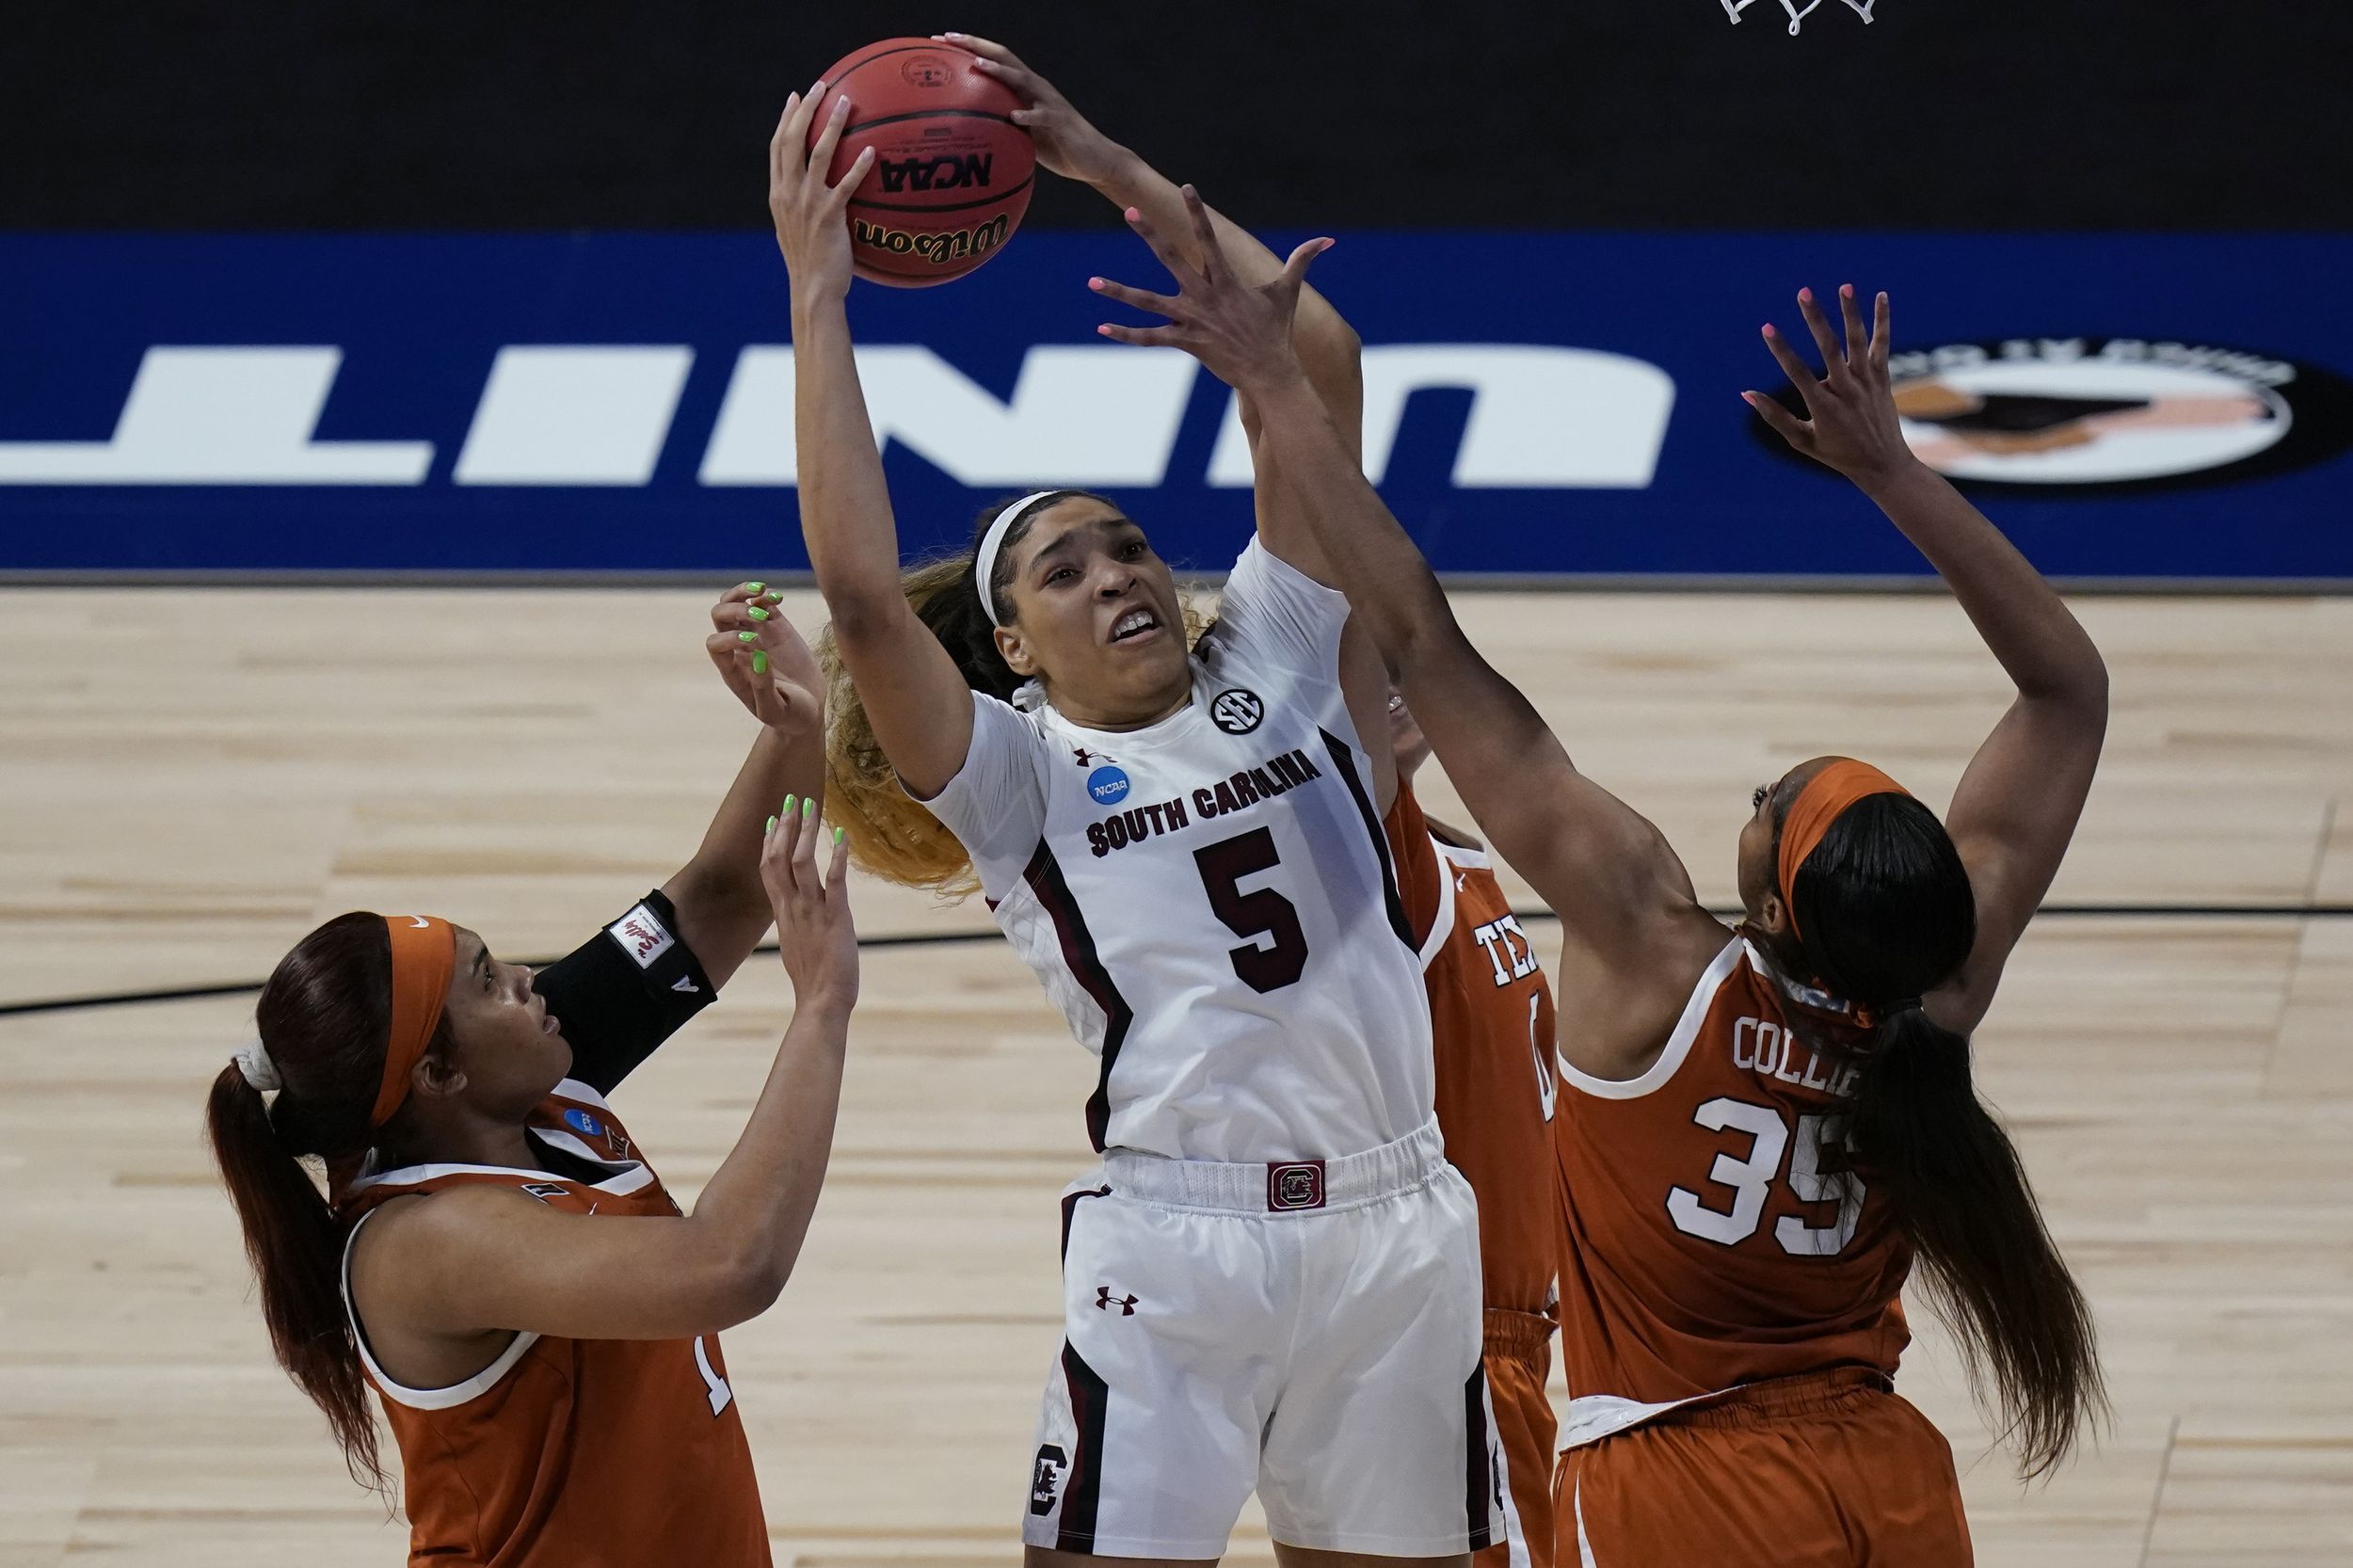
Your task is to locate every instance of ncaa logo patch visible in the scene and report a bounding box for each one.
[1087,765,1131,805]
[1210,687,1265,735]
[565,1108,606,1139]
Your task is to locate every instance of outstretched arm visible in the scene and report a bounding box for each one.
[657,589,832,988]
[353,808,858,1345]
[771,86,976,800]
[1093,196,1705,979]
[946,32,1365,478]
[1753,286,2108,1028]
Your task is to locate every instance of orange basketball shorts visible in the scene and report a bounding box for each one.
[1477,1308,1559,1568]
[1552,1368,1971,1568]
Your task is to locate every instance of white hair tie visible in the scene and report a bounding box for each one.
[233,1036,283,1093]
[973,490,1066,627]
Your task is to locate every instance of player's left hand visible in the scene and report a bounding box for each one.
[1747,284,1918,491]
[707,584,824,737]
[1092,185,1331,396]
[934,34,1128,188]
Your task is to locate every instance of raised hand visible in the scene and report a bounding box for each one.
[1090,185,1332,396]
[760,796,858,1013]
[767,84,876,301]
[706,584,824,737]
[933,33,1128,187]
[1748,285,1916,490]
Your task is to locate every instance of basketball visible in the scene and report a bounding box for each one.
[810,38,1034,288]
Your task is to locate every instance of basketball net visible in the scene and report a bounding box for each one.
[1721,0,1875,32]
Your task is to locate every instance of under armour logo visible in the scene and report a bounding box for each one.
[1095,1286,1138,1315]
[1073,747,1097,767]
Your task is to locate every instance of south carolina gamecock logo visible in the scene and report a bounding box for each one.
[1267,1161,1326,1211]
[1030,1445,1067,1514]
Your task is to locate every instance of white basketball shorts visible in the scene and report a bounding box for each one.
[1023,1118,1499,1558]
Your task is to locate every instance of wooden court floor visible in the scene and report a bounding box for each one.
[2,584,2348,1567]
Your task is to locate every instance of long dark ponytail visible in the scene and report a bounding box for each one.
[205,912,447,1490]
[1781,792,2105,1480]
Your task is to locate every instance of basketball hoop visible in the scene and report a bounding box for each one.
[1721,0,1875,33]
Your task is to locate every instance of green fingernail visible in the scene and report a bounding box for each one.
[745,581,764,593]
[765,591,784,603]
[766,815,777,832]
[802,797,816,820]
[739,631,758,644]
[784,793,797,815]
[834,825,845,844]
[747,605,769,621]
[752,651,768,675]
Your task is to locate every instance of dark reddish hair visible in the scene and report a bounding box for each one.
[205,912,452,1489]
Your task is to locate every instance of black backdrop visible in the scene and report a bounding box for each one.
[5,0,2348,232]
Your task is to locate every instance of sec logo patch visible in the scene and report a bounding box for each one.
[1087,766,1131,805]
[1210,688,1264,735]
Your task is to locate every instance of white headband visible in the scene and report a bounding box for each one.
[973,490,1067,627]
[233,1035,282,1093]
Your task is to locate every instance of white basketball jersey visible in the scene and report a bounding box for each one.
[923,539,1434,1162]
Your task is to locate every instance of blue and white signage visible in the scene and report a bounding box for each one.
[2,232,2347,582]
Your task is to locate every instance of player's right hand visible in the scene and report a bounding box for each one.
[761,797,859,1015]
[936,34,1128,188]
[1093,185,1331,397]
[768,85,875,302]
[707,584,824,738]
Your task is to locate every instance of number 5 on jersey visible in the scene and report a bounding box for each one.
[1194,828,1309,993]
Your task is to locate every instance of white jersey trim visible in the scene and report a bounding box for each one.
[344,1150,656,1198]
[1416,833,1457,970]
[1559,935,1743,1101]
[1435,840,1492,872]
[341,1206,540,1411]
[552,1077,612,1109]
[1558,1387,1722,1450]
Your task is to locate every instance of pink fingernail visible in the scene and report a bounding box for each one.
[1088,276,1105,290]
[1840,283,1854,298]
[1798,287,1814,303]
[1741,392,1758,405]
[1762,324,1776,337]
[1125,207,1142,222]
[1096,324,1113,336]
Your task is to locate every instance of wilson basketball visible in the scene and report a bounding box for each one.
[811,38,1034,287]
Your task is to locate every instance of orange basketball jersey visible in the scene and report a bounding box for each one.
[1553,936,1913,1448]
[339,1080,770,1568]
[1388,784,1561,1315]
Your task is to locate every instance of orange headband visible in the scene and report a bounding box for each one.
[1776,760,1912,938]
[372,916,456,1129]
